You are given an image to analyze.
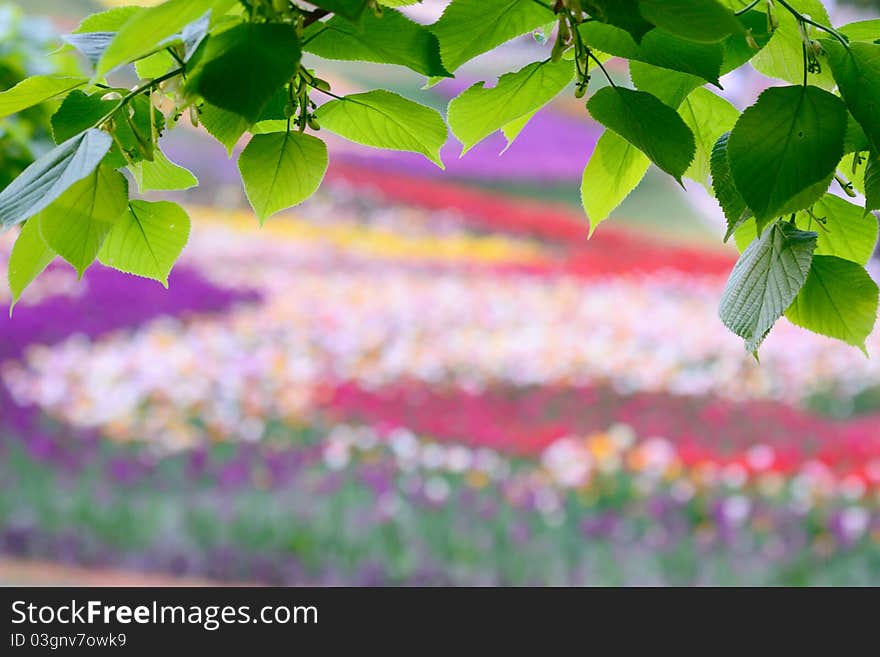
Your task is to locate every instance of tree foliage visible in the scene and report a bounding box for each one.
[0,0,879,353]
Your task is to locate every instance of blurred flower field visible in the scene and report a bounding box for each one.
[2,166,880,586]
[1,0,880,587]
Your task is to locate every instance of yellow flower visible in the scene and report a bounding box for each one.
[586,433,615,461]
[466,470,491,489]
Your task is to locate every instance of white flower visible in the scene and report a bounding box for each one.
[722,495,751,526]
[323,440,350,470]
[424,476,451,503]
[839,507,870,542]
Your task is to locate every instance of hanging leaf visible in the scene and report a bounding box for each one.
[786,255,879,353]
[865,152,880,214]
[587,86,695,183]
[448,59,574,154]
[727,85,846,223]
[37,165,129,278]
[186,23,301,123]
[63,32,116,68]
[310,0,369,21]
[580,23,724,85]
[711,132,751,241]
[7,219,56,313]
[581,130,650,236]
[751,0,835,89]
[719,221,817,352]
[678,88,739,186]
[129,149,198,192]
[637,0,743,43]
[238,131,328,223]
[0,129,112,229]
[304,9,451,78]
[430,0,553,72]
[72,5,140,33]
[824,41,880,153]
[96,0,236,77]
[317,90,447,168]
[799,194,878,265]
[0,76,88,119]
[98,200,191,286]
[583,0,654,42]
[630,61,703,108]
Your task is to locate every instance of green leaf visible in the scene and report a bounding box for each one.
[448,59,573,155]
[186,23,301,123]
[838,20,880,43]
[824,41,880,154]
[199,86,288,156]
[720,9,774,72]
[8,219,55,313]
[304,9,450,78]
[73,6,140,33]
[727,85,846,223]
[430,0,553,72]
[501,110,538,153]
[579,23,723,85]
[199,103,249,155]
[37,165,129,278]
[839,152,866,196]
[238,131,328,223]
[637,0,742,43]
[844,113,870,154]
[630,61,703,108]
[67,11,207,84]
[310,0,369,20]
[785,255,879,352]
[0,129,112,229]
[733,194,876,264]
[802,194,878,265]
[0,76,88,119]
[50,90,113,143]
[711,132,751,241]
[865,152,880,214]
[582,0,653,42]
[62,32,115,68]
[135,50,176,81]
[751,0,835,89]
[98,200,191,286]
[318,90,447,167]
[678,88,739,186]
[586,86,695,183]
[719,221,817,352]
[51,91,163,165]
[581,130,650,236]
[129,149,198,192]
[96,0,235,77]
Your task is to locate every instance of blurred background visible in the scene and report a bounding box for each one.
[1,0,879,585]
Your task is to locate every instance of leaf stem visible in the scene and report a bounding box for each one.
[166,47,185,68]
[775,0,850,48]
[307,82,345,101]
[301,8,330,28]
[587,50,615,88]
[801,38,808,86]
[734,0,762,15]
[92,67,185,131]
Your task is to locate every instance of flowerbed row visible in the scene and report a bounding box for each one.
[7,258,879,453]
[321,382,880,481]
[1,416,877,586]
[324,164,736,277]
